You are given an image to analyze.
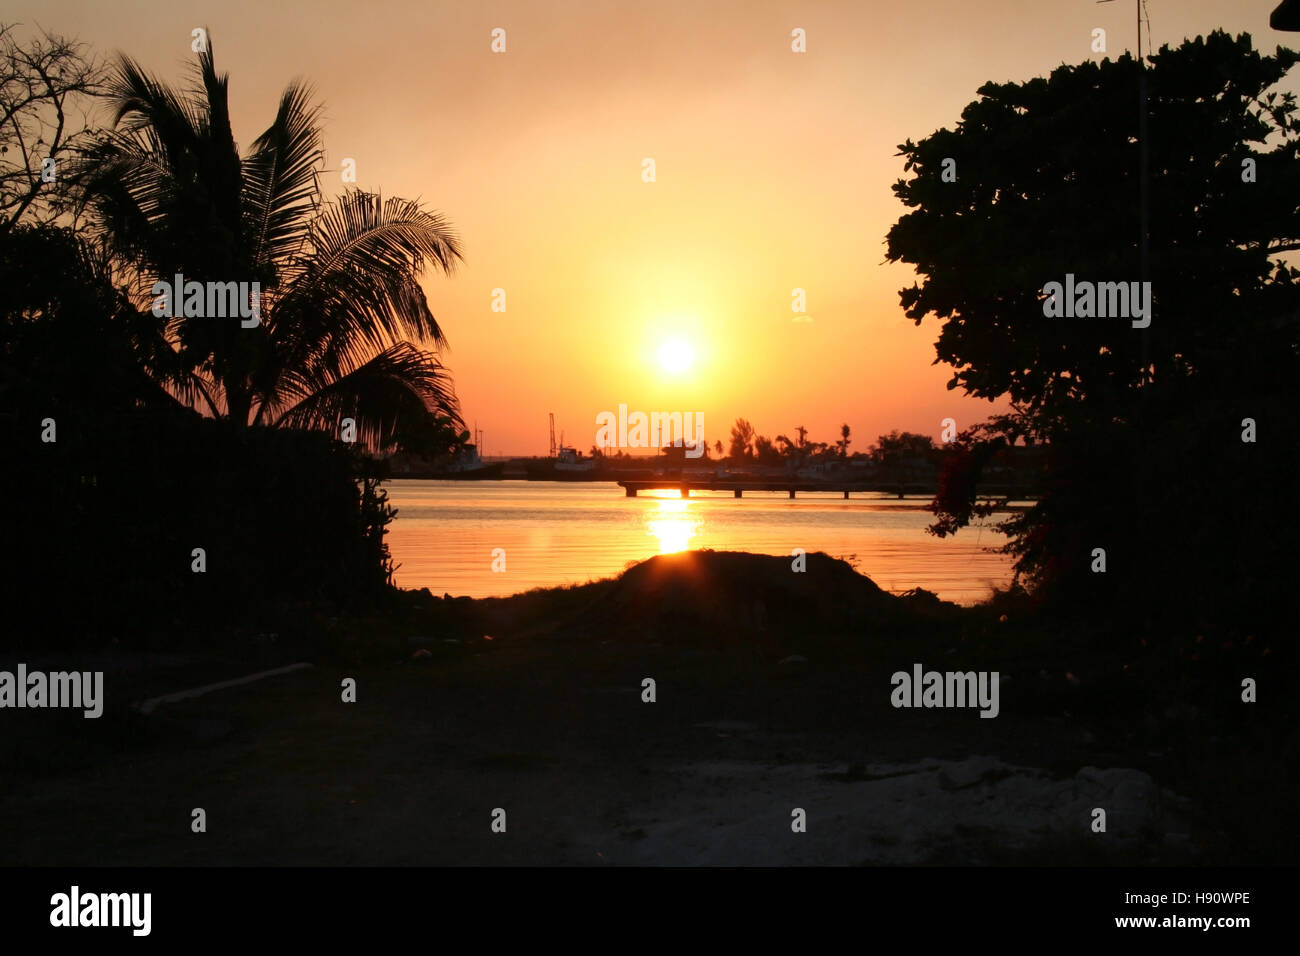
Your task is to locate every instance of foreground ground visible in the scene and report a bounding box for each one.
[2,551,1293,865]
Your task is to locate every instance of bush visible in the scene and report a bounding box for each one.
[1,410,397,648]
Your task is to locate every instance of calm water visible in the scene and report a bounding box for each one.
[384,480,1018,604]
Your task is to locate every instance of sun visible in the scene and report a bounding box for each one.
[657,338,695,374]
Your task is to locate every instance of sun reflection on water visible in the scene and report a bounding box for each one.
[646,498,701,553]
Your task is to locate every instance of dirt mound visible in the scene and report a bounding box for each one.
[560,549,904,646]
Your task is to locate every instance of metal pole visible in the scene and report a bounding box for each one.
[1101,0,1152,383]
[1138,2,1150,385]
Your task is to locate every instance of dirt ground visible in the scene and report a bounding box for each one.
[1,551,1285,865]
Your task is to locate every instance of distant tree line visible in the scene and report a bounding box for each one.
[724,418,945,472]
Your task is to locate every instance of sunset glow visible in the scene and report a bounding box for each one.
[4,0,1265,455]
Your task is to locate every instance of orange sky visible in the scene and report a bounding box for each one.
[14,0,1291,454]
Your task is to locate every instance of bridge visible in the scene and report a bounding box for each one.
[616,479,1035,499]
[618,479,932,499]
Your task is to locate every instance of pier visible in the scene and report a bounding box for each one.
[618,479,929,499]
[616,479,1035,499]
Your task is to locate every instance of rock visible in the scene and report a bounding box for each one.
[936,755,1009,791]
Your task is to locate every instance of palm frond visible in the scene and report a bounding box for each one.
[75,46,465,439]
[257,189,462,407]
[81,44,245,276]
[106,54,203,153]
[268,340,461,450]
[187,39,244,250]
[290,188,461,341]
[243,80,324,273]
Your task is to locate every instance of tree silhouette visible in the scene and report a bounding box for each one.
[0,24,105,235]
[886,31,1300,623]
[728,417,755,460]
[76,39,464,449]
[753,434,781,466]
[888,32,1300,420]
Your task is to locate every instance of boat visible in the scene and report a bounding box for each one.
[392,443,505,480]
[424,461,505,480]
[555,445,597,473]
[526,445,598,480]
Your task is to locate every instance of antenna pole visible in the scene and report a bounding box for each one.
[1138,0,1150,384]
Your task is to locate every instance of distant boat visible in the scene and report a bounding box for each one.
[556,446,597,472]
[424,460,504,480]
[526,445,598,480]
[432,443,504,479]
[395,444,505,480]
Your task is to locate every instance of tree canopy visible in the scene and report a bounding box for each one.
[74,39,465,449]
[886,31,1300,428]
[886,31,1300,625]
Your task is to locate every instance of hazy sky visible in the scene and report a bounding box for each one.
[10,1,1292,454]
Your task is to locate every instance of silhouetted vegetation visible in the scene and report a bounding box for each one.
[0,224,398,644]
[0,34,463,645]
[887,31,1300,636]
[0,23,105,234]
[73,38,464,448]
[4,414,395,649]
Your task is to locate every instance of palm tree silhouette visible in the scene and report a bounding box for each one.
[78,39,463,448]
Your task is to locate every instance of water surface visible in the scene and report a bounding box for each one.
[385,480,1017,604]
